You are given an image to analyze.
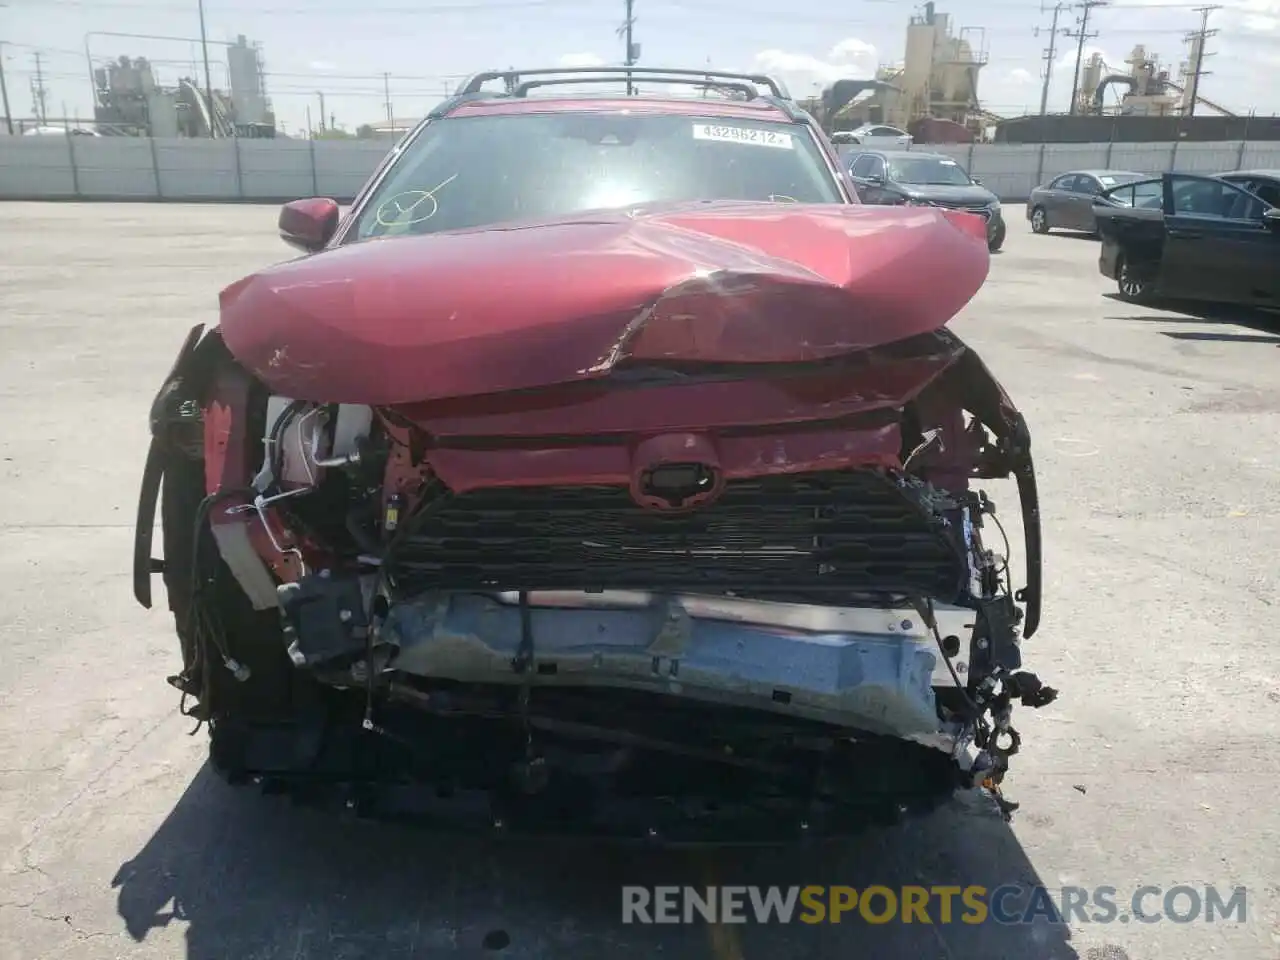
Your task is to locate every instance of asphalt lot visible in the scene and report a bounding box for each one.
[1,201,1278,960]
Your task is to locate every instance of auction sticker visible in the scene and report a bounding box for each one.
[692,123,794,149]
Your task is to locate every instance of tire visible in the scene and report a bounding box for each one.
[1030,206,1050,234]
[988,222,1006,253]
[1116,255,1152,303]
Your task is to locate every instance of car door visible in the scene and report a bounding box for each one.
[1038,173,1078,228]
[1095,178,1166,281]
[1157,173,1280,306]
[1057,174,1101,230]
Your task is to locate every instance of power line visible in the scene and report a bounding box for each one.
[1065,0,1107,116]
[1036,2,1067,116]
[1183,4,1219,117]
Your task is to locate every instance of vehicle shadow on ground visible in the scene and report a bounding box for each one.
[1103,295,1280,345]
[111,765,1081,959]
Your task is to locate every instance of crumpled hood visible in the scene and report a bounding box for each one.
[219,200,990,406]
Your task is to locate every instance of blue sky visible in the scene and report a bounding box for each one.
[3,0,1276,133]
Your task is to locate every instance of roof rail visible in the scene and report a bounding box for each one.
[512,75,760,100]
[458,66,791,100]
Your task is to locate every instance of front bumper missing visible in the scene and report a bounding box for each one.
[364,591,976,744]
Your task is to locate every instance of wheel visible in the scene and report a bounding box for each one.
[1029,206,1050,234]
[988,222,1006,253]
[1116,255,1152,303]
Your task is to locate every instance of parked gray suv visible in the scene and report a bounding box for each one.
[847,150,1006,252]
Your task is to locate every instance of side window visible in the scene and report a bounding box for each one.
[1169,176,1264,220]
[1254,181,1280,208]
[1079,176,1104,196]
[851,154,884,179]
[870,126,904,136]
[1106,185,1136,207]
[1234,178,1280,208]
[1049,174,1077,191]
[1133,180,1163,208]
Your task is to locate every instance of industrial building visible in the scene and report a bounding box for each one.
[91,35,276,137]
[804,1,1275,144]
[807,2,996,139]
[995,40,1279,142]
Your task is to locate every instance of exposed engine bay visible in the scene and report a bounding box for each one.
[135,308,1056,842]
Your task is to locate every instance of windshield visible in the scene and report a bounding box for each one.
[886,156,971,186]
[353,112,844,240]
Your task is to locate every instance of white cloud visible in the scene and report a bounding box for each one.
[1007,68,1036,85]
[308,60,336,72]
[557,52,608,68]
[1056,44,1115,71]
[752,37,878,95]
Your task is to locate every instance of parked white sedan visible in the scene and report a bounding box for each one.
[832,123,913,149]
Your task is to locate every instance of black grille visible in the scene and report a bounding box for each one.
[389,470,968,603]
[931,200,991,220]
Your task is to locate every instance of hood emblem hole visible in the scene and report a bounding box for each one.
[640,463,717,509]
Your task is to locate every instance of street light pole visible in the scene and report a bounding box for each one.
[197,0,216,136]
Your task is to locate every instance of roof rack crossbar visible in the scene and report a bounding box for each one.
[459,66,790,99]
[512,75,759,99]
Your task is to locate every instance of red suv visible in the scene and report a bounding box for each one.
[134,67,1052,842]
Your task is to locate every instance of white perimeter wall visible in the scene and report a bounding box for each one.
[3,134,1280,203]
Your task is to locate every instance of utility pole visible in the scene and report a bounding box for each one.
[622,0,635,95]
[31,51,48,123]
[1065,0,1106,116]
[197,0,216,136]
[316,90,325,132]
[382,72,392,123]
[0,41,13,135]
[1184,5,1219,117]
[1035,3,1066,115]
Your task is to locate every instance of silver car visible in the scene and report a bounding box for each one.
[834,123,913,149]
[1027,169,1148,235]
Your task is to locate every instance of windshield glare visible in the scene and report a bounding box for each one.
[353,112,844,239]
[887,157,971,186]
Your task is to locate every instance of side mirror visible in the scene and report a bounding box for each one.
[971,176,983,185]
[279,197,340,253]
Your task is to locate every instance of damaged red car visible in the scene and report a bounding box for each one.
[133,67,1055,841]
